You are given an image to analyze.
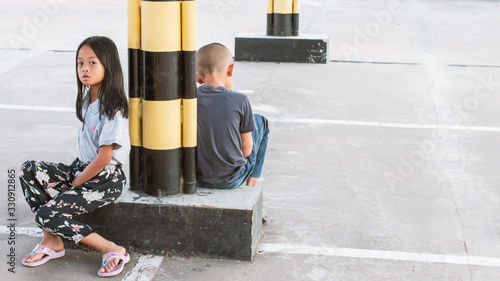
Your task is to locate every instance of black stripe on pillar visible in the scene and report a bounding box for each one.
[267,13,274,36]
[292,13,299,36]
[129,49,143,99]
[143,148,182,197]
[143,52,181,101]
[129,145,142,190]
[182,146,196,194]
[181,51,196,100]
[272,13,295,36]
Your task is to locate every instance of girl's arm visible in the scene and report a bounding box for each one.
[73,144,114,186]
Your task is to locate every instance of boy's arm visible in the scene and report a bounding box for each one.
[241,132,253,158]
[73,144,114,186]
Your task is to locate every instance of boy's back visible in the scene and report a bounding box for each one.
[196,84,256,185]
[195,42,269,189]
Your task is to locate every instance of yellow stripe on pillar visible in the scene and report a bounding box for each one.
[268,0,274,13]
[142,99,182,150]
[292,0,300,13]
[274,0,293,14]
[141,1,181,52]
[129,97,142,147]
[182,98,197,148]
[181,1,196,51]
[128,0,141,49]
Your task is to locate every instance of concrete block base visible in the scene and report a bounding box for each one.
[73,186,263,261]
[235,33,329,64]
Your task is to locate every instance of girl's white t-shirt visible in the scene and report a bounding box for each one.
[77,98,130,166]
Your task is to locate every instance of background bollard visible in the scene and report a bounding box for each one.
[267,0,299,36]
[128,0,143,191]
[181,0,197,194]
[236,0,328,63]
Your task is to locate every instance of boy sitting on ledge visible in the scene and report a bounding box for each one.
[196,43,270,189]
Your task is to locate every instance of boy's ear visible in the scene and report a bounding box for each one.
[196,73,204,84]
[227,63,235,77]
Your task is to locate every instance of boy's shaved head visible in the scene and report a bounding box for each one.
[196,43,233,76]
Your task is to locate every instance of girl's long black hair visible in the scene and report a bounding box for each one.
[75,36,129,122]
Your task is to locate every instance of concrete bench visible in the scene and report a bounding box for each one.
[235,33,329,64]
[74,186,263,261]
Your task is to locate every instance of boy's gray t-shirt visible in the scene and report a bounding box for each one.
[77,98,130,166]
[197,85,256,185]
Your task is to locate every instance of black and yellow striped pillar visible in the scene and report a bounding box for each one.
[128,0,143,191]
[181,0,197,194]
[236,0,327,63]
[140,0,196,197]
[267,0,299,36]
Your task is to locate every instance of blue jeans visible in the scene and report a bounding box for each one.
[198,114,270,189]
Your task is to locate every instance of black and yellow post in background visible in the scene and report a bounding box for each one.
[267,0,299,36]
[235,0,327,63]
[129,0,197,197]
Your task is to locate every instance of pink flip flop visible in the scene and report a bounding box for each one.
[22,244,65,267]
[97,252,130,277]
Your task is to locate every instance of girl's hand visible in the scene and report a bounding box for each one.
[72,171,82,186]
[72,145,114,187]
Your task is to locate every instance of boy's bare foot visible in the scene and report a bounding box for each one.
[99,245,127,274]
[23,231,64,263]
[246,177,259,186]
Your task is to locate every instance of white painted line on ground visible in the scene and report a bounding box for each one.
[305,0,338,33]
[4,226,499,268]
[257,243,500,268]
[0,225,164,280]
[0,104,75,112]
[236,89,255,94]
[2,103,500,132]
[301,0,323,8]
[122,255,165,281]
[0,14,124,74]
[268,117,500,132]
[0,225,43,237]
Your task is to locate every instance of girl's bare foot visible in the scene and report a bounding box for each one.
[79,233,128,274]
[23,230,64,263]
[99,245,127,273]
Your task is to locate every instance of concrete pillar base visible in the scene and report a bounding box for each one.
[73,186,263,260]
[235,33,329,64]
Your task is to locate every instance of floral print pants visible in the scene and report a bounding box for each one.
[19,158,125,244]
